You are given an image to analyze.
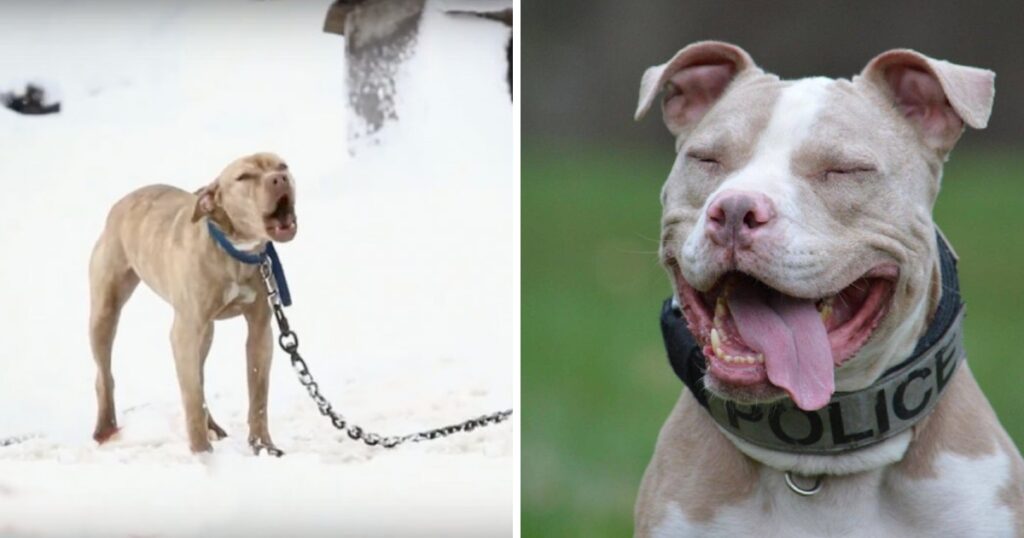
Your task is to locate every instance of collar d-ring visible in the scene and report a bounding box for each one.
[784,471,823,496]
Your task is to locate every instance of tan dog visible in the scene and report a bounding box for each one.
[634,42,1024,536]
[89,152,297,455]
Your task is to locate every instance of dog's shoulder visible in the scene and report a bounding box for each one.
[892,365,1024,536]
[635,391,760,536]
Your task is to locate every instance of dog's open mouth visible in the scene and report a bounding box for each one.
[264,194,297,242]
[670,262,897,411]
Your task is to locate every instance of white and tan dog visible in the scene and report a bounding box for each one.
[634,42,1023,536]
[89,152,297,455]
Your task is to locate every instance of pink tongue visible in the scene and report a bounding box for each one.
[726,280,835,411]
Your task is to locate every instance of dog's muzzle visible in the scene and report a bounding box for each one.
[661,229,964,455]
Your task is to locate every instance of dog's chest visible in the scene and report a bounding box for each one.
[213,279,261,318]
[223,281,258,305]
[651,453,1017,537]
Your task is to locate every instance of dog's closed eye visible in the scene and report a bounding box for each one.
[236,172,257,182]
[685,150,723,173]
[824,164,877,180]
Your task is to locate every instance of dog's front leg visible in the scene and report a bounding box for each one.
[170,314,214,453]
[245,303,282,456]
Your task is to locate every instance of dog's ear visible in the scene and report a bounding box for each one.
[191,182,218,223]
[635,41,755,138]
[860,49,994,154]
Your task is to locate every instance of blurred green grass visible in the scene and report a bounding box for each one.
[522,145,1024,537]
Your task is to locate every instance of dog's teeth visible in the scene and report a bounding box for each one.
[719,354,763,365]
[711,328,723,358]
[715,295,727,322]
[710,328,764,366]
[819,296,834,323]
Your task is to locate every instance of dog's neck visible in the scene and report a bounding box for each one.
[712,305,964,475]
[231,238,264,252]
[723,426,914,475]
[204,208,266,254]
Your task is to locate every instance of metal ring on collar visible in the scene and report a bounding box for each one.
[784,471,823,496]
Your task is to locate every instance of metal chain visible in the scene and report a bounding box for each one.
[0,434,37,447]
[258,259,513,449]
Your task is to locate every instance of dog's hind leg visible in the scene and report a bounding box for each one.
[88,235,139,444]
[198,324,228,441]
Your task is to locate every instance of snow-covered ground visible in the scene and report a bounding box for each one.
[0,1,515,536]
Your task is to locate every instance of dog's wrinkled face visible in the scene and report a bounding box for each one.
[637,42,994,411]
[192,152,297,243]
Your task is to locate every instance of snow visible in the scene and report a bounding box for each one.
[0,1,514,536]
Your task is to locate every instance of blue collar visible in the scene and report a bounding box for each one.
[206,219,292,306]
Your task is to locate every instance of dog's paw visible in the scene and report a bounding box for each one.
[92,425,120,444]
[260,445,285,457]
[206,420,229,441]
[189,440,214,454]
[249,437,284,457]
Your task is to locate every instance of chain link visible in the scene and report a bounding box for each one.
[259,259,513,449]
[0,434,38,447]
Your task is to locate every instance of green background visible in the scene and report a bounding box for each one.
[522,146,1024,536]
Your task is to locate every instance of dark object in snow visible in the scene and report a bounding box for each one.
[2,84,60,115]
[323,0,512,145]
[325,0,427,142]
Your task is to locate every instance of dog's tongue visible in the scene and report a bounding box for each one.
[726,279,834,411]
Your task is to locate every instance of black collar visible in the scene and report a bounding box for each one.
[660,231,965,454]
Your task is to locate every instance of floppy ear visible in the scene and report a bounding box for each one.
[635,41,755,138]
[860,49,995,154]
[191,182,218,223]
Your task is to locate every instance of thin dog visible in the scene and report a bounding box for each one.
[89,152,297,455]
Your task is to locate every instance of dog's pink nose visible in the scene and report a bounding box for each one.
[705,190,775,248]
[266,173,291,198]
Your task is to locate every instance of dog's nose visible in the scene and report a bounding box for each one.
[705,190,775,248]
[269,173,289,187]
